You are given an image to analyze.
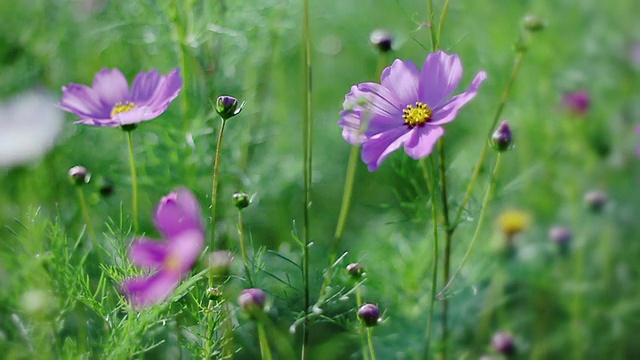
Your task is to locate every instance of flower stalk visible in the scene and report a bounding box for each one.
[210,117,228,250]
[421,157,439,359]
[237,208,254,287]
[125,130,139,233]
[76,187,97,249]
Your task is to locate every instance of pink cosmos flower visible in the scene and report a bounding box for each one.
[122,188,204,309]
[339,50,487,171]
[59,68,182,127]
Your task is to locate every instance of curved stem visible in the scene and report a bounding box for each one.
[420,158,439,359]
[332,144,359,253]
[237,210,254,287]
[366,328,378,360]
[257,321,274,360]
[452,50,526,232]
[76,187,97,249]
[435,0,452,48]
[301,0,313,357]
[439,153,503,298]
[210,117,228,250]
[125,131,139,233]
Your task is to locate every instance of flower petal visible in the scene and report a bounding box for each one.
[154,188,203,238]
[361,126,412,172]
[58,83,111,120]
[418,51,463,108]
[404,126,444,159]
[91,68,130,107]
[122,271,181,309]
[380,59,420,106]
[167,229,205,272]
[430,70,487,125]
[339,85,370,145]
[357,82,403,118]
[128,237,168,268]
[131,68,183,110]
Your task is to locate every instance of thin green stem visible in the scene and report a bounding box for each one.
[435,0,452,49]
[76,187,97,249]
[332,144,358,252]
[356,286,370,360]
[437,140,452,358]
[452,50,526,232]
[366,328,378,360]
[125,131,139,233]
[237,210,254,287]
[170,0,190,130]
[301,0,313,357]
[420,158,439,360]
[427,0,436,51]
[222,299,235,359]
[438,153,503,298]
[257,321,274,360]
[210,117,228,251]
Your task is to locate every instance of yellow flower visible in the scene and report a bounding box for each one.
[497,209,532,237]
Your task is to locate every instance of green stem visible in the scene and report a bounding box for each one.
[332,144,358,252]
[76,187,97,249]
[421,158,439,359]
[437,140,452,357]
[451,50,526,232]
[222,299,235,359]
[210,117,228,250]
[237,210,254,287]
[366,328,378,360]
[170,0,190,130]
[126,130,139,233]
[427,0,436,51]
[257,320,274,360]
[435,0,452,49]
[438,153,503,298]
[356,286,370,360]
[301,0,313,357]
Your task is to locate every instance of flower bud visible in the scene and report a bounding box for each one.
[357,303,380,327]
[207,286,223,300]
[233,192,250,210]
[491,331,515,356]
[238,288,266,317]
[215,95,245,120]
[490,121,514,152]
[369,29,394,53]
[68,165,90,185]
[523,15,545,32]
[584,190,608,212]
[562,90,590,116]
[208,250,234,278]
[97,176,115,197]
[549,226,572,244]
[346,263,366,280]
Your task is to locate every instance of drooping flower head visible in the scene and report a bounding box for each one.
[122,188,204,308]
[59,68,182,127]
[339,50,487,171]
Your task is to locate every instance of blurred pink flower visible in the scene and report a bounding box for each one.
[122,188,204,308]
[562,90,590,116]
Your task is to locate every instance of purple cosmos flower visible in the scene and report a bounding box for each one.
[339,50,487,171]
[59,68,182,127]
[122,188,204,308]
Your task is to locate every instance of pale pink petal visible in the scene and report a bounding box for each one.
[418,51,463,108]
[361,127,412,171]
[380,59,420,106]
[167,229,205,272]
[122,271,181,309]
[128,238,168,268]
[154,188,203,238]
[430,71,487,125]
[357,82,403,118]
[91,68,130,107]
[404,126,444,159]
[58,83,111,120]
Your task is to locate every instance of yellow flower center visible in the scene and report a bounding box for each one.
[165,255,181,272]
[111,101,135,116]
[402,102,432,127]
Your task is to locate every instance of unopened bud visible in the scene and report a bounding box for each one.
[208,250,234,278]
[523,15,545,32]
[207,286,223,300]
[357,303,380,327]
[215,95,245,120]
[369,29,394,53]
[233,192,250,210]
[68,165,90,185]
[346,263,366,280]
[491,331,516,356]
[238,288,266,317]
[584,190,608,212]
[490,120,514,152]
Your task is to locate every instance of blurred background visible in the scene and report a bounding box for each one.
[0,0,639,358]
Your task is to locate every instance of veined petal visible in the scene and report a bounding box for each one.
[130,69,163,104]
[73,117,120,127]
[128,238,168,268]
[134,68,183,110]
[357,82,403,118]
[112,106,164,125]
[92,68,130,107]
[122,271,181,309]
[365,113,404,137]
[167,229,204,272]
[430,71,487,125]
[339,108,367,145]
[404,126,444,159]
[418,51,463,108]
[154,188,203,238]
[361,127,412,171]
[59,83,111,120]
[380,59,420,106]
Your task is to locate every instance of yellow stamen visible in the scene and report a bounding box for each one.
[111,101,135,116]
[402,102,432,127]
[165,255,181,271]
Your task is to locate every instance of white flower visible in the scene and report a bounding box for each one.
[0,90,63,168]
